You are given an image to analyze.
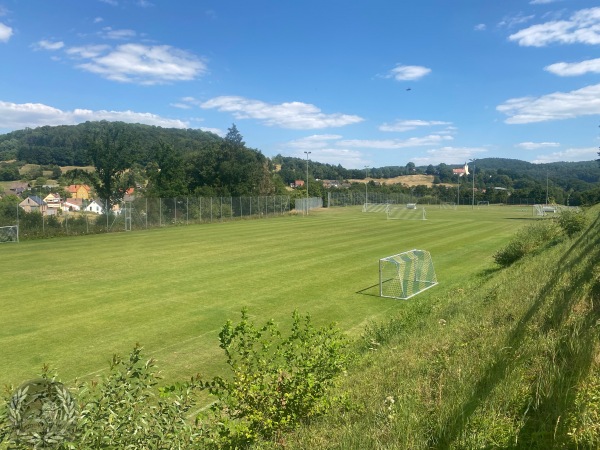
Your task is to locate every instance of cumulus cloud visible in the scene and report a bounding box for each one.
[545,58,600,76]
[532,146,598,163]
[36,35,207,85]
[200,96,363,129]
[379,119,452,132]
[509,7,600,46]
[385,64,431,81]
[474,24,486,31]
[33,40,65,51]
[0,22,12,42]
[516,141,560,150]
[497,83,600,123]
[0,100,190,131]
[72,43,206,84]
[338,134,452,149]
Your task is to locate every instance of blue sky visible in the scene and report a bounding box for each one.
[1,0,599,169]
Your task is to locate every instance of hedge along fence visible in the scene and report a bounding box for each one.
[4,195,292,240]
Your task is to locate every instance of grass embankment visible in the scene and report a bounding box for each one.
[286,206,600,449]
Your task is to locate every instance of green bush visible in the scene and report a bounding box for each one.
[556,210,587,238]
[200,309,351,448]
[493,220,561,267]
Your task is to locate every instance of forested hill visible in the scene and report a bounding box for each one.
[0,121,223,166]
[0,122,599,205]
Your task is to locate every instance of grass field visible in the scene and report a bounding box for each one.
[0,205,532,387]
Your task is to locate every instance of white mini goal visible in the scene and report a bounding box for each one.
[362,203,390,213]
[0,225,19,243]
[379,249,438,299]
[386,205,426,220]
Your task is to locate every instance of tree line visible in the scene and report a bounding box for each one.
[1,121,599,208]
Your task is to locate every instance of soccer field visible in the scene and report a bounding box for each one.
[0,205,532,386]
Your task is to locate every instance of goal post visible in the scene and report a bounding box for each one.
[0,225,19,243]
[379,249,438,299]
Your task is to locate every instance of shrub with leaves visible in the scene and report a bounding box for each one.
[493,220,561,267]
[74,343,202,449]
[556,209,587,238]
[200,309,351,448]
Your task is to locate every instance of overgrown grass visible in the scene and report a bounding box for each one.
[283,206,600,449]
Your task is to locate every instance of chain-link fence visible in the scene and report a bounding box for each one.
[5,195,291,240]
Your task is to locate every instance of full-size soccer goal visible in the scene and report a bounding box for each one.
[379,249,438,299]
[0,225,19,243]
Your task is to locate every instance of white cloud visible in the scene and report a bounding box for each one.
[72,43,207,84]
[497,83,600,123]
[412,146,488,166]
[338,134,452,149]
[516,141,560,150]
[0,22,13,43]
[307,148,367,169]
[509,7,600,47]
[199,127,224,136]
[530,0,560,4]
[532,146,598,163]
[287,134,343,150]
[379,119,452,132]
[33,40,65,51]
[474,24,486,31]
[100,27,137,40]
[0,100,190,131]
[385,64,431,81]
[498,13,535,29]
[545,58,600,76]
[200,96,364,129]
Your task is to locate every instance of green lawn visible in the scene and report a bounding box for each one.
[0,205,531,387]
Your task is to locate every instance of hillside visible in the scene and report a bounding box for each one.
[285,207,600,449]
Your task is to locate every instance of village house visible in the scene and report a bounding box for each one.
[67,184,91,199]
[43,193,62,210]
[84,200,104,214]
[19,196,48,215]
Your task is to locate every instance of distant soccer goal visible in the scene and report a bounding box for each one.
[386,205,426,220]
[477,201,490,207]
[440,202,456,210]
[534,204,557,216]
[0,225,19,243]
[379,249,438,300]
[362,203,390,213]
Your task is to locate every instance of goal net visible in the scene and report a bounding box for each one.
[477,201,490,207]
[362,203,390,213]
[440,202,456,210]
[0,225,19,243]
[534,204,557,216]
[379,249,438,299]
[386,205,426,220]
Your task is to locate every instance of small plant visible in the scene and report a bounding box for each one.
[200,309,351,447]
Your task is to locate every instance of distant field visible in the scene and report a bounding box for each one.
[0,205,533,387]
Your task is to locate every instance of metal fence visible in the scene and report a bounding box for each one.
[6,195,292,240]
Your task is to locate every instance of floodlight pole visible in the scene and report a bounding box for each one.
[470,159,476,210]
[304,151,311,215]
[365,166,369,204]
